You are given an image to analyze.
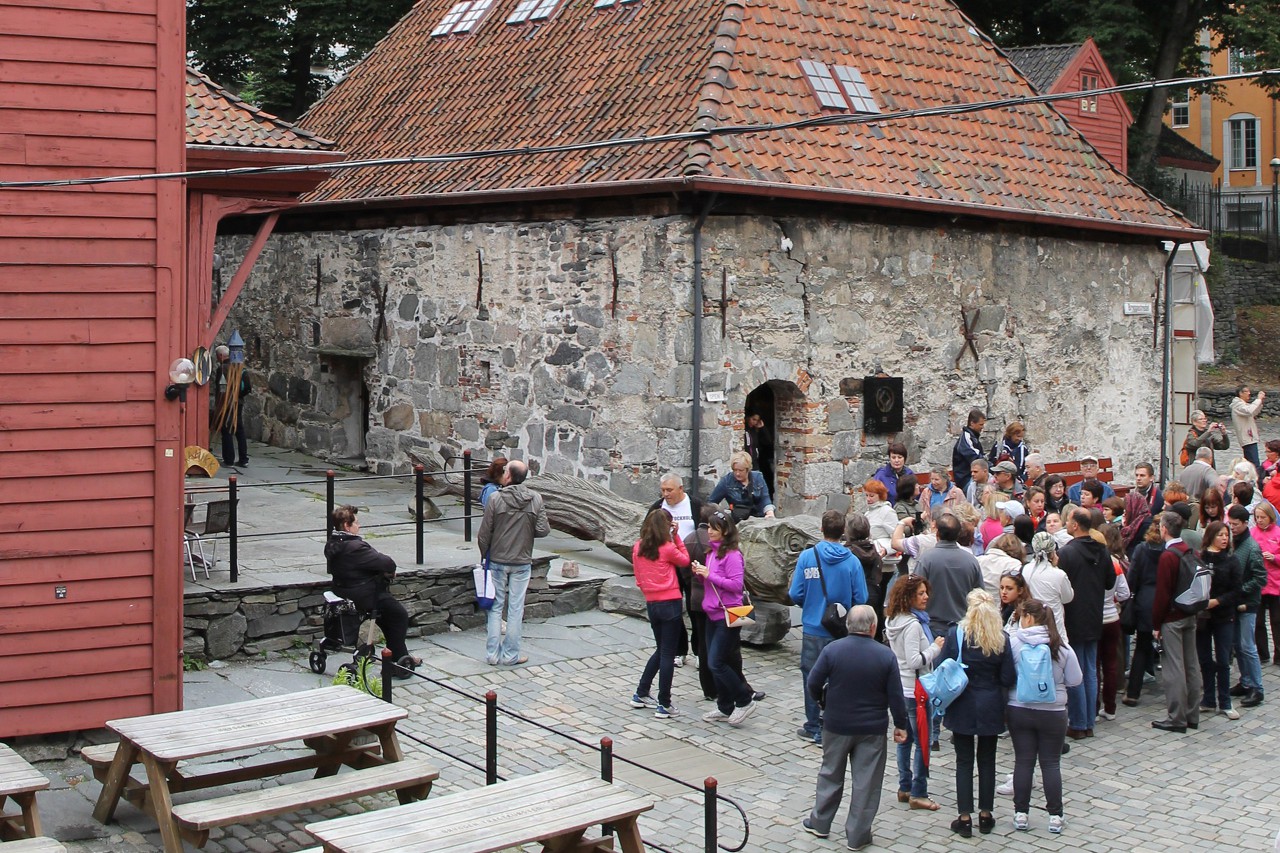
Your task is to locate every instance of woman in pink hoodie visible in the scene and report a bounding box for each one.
[1251,503,1280,664]
[693,511,757,726]
[629,508,691,719]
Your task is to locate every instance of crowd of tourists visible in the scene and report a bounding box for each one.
[621,394,1275,850]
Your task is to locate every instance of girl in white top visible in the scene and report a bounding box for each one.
[1020,532,1075,643]
[863,479,901,560]
[978,533,1024,597]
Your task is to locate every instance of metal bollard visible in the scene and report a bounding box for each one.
[415,465,425,565]
[325,470,335,534]
[704,777,718,853]
[463,450,473,542]
[380,648,394,704]
[485,690,498,784]
[228,476,239,583]
[600,737,614,837]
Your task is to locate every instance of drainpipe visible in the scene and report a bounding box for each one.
[1159,241,1182,484]
[690,193,718,499]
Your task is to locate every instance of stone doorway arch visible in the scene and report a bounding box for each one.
[744,379,812,515]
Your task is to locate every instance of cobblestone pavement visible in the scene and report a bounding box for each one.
[31,606,1280,853]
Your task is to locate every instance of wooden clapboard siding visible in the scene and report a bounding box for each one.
[0,0,185,736]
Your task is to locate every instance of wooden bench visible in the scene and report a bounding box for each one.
[306,765,655,853]
[1043,457,1129,496]
[0,838,66,853]
[171,757,438,849]
[0,743,50,841]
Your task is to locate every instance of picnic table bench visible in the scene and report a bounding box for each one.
[0,742,50,841]
[90,686,437,853]
[0,838,66,852]
[306,765,655,853]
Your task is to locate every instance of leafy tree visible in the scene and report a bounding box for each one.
[956,0,1280,182]
[187,0,416,119]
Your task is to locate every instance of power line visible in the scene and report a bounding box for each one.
[0,68,1273,190]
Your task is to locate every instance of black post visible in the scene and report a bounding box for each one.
[704,777,718,853]
[485,689,498,784]
[600,737,614,838]
[463,449,473,543]
[415,464,425,565]
[325,470,335,534]
[380,648,394,704]
[228,476,239,583]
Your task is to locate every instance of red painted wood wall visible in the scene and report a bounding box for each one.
[1050,40,1131,175]
[0,0,187,736]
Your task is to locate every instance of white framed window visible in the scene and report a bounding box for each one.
[1080,73,1099,113]
[431,0,496,35]
[1171,90,1190,128]
[508,0,561,23]
[1228,116,1259,170]
[799,60,880,113]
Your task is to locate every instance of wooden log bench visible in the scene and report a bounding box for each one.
[0,838,67,852]
[0,743,50,841]
[306,765,655,853]
[169,757,438,849]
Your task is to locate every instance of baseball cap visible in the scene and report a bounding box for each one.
[992,460,1019,476]
[996,499,1025,519]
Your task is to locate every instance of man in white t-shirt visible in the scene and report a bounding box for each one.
[650,474,703,541]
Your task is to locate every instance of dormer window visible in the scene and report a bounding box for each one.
[507,0,562,23]
[431,0,497,36]
[800,60,880,114]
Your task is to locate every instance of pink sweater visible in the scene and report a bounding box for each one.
[632,538,689,602]
[1253,522,1280,596]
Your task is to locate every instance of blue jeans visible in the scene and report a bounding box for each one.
[1243,443,1261,473]
[895,696,928,798]
[800,633,835,736]
[1197,617,1236,710]
[1235,611,1264,692]
[707,617,751,715]
[485,562,531,665]
[636,599,684,707]
[1066,640,1099,731]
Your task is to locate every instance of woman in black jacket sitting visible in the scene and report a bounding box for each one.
[1197,521,1244,719]
[941,589,1016,837]
[325,505,420,675]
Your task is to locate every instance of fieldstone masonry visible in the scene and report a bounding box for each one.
[183,560,604,661]
[1206,255,1280,364]
[223,209,1169,515]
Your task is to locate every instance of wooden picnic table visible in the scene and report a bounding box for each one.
[306,765,655,853]
[0,742,51,841]
[91,686,417,853]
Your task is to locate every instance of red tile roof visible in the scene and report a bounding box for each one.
[299,0,1199,238]
[186,68,335,151]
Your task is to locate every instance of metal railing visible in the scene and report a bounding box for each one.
[1167,180,1279,250]
[372,649,750,853]
[184,457,490,582]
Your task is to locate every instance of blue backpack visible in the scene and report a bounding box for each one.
[1015,641,1056,703]
[920,626,969,717]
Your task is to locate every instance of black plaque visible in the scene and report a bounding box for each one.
[863,376,903,435]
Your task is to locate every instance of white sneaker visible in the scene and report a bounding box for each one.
[727,701,756,726]
[655,703,681,719]
[1048,815,1064,834]
[1013,812,1029,831]
[1223,707,1241,720]
[1099,711,1116,721]
[673,656,686,668]
[702,709,730,722]
[996,773,1014,796]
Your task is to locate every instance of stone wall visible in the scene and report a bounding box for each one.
[221,207,1169,516]
[183,560,604,661]
[1205,255,1280,364]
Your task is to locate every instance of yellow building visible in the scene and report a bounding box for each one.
[1167,30,1280,233]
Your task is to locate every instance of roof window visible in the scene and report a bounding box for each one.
[799,60,880,114]
[593,0,638,9]
[432,0,497,36]
[507,0,561,23]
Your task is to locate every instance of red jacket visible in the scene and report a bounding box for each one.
[632,538,689,602]
[1152,540,1189,628]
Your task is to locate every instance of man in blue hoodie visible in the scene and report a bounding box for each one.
[790,510,868,745]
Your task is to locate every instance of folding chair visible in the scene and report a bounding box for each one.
[185,499,232,580]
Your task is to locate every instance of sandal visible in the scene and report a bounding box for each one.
[909,797,940,811]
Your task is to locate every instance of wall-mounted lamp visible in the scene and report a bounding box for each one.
[165,358,197,402]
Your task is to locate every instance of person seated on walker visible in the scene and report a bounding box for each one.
[325,505,420,677]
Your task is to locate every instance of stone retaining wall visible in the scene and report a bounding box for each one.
[1197,388,1280,423]
[183,559,605,661]
[1206,255,1280,364]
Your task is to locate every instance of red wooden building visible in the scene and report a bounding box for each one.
[0,1,337,737]
[1004,38,1133,175]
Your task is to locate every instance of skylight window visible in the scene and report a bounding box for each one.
[431,0,496,35]
[507,0,561,23]
[800,60,880,114]
[593,0,638,10]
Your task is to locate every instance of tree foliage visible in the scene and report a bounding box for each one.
[187,0,416,120]
[955,0,1280,182]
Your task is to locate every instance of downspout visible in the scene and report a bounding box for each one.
[1159,241,1182,484]
[690,193,718,499]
